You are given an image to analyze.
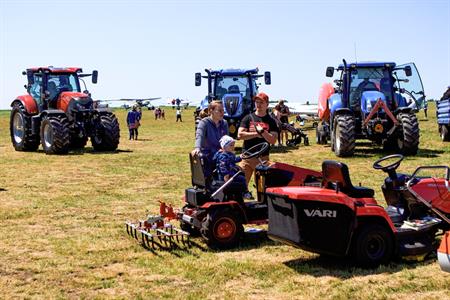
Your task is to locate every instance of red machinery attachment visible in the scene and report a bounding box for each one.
[125,202,190,250]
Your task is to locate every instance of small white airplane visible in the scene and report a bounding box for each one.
[288,102,319,126]
[97,97,161,109]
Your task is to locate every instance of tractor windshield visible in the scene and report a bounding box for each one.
[214,75,256,107]
[48,73,81,93]
[348,67,393,108]
[393,63,426,110]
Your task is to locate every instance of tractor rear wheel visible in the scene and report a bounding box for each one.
[10,103,39,151]
[201,209,243,249]
[91,113,120,151]
[353,224,393,268]
[40,115,70,154]
[333,115,355,157]
[397,113,419,155]
[440,125,450,142]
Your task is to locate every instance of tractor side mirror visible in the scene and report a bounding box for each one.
[326,67,334,77]
[92,70,98,84]
[264,71,271,85]
[404,66,412,77]
[195,73,202,86]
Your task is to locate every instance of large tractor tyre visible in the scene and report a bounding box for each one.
[10,103,39,151]
[397,113,419,155]
[70,136,88,149]
[40,115,70,154]
[201,209,243,249]
[353,224,393,268]
[440,125,450,142]
[333,115,356,157]
[91,113,120,151]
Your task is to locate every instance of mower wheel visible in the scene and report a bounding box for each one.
[353,224,393,267]
[92,113,120,151]
[40,115,70,154]
[440,125,450,142]
[10,103,39,151]
[333,115,355,157]
[201,209,243,249]
[397,113,419,155]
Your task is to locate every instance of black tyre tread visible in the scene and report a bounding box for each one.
[41,115,70,154]
[334,115,355,157]
[201,209,243,249]
[398,113,419,155]
[441,125,450,142]
[10,103,39,151]
[353,224,393,268]
[92,113,120,151]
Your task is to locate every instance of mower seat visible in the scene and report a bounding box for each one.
[189,153,223,199]
[322,160,374,198]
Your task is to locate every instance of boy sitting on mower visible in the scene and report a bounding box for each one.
[213,135,252,202]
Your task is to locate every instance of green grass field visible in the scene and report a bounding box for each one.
[1,104,449,299]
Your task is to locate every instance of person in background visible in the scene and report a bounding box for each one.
[161,109,165,120]
[274,100,290,146]
[127,104,140,140]
[238,92,278,186]
[192,100,228,178]
[176,108,182,122]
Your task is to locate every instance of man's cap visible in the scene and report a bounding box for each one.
[253,92,269,103]
[219,135,235,149]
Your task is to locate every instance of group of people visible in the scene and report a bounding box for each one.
[271,100,291,146]
[192,92,278,201]
[154,107,165,120]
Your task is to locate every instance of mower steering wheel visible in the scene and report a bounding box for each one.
[373,154,404,180]
[241,142,269,160]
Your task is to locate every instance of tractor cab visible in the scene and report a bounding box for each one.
[24,67,98,112]
[195,68,271,137]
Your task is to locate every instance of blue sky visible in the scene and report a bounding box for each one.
[0,0,449,109]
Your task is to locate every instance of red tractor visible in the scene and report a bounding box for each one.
[10,67,120,154]
[266,155,450,267]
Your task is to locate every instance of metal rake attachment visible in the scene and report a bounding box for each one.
[125,216,190,250]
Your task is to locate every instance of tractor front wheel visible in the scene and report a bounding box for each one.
[353,224,393,268]
[333,115,355,157]
[440,125,450,142]
[40,115,70,154]
[10,103,39,151]
[397,113,419,155]
[91,113,120,151]
[201,209,243,249]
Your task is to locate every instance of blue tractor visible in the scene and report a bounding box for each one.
[194,68,271,138]
[316,60,425,157]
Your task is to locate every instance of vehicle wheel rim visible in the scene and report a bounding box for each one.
[366,234,385,259]
[335,126,341,151]
[43,123,53,149]
[13,112,25,144]
[215,218,236,240]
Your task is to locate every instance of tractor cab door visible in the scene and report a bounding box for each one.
[393,63,426,110]
[29,73,44,112]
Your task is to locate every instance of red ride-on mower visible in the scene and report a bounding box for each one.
[266,154,450,267]
[179,142,322,249]
[126,142,322,250]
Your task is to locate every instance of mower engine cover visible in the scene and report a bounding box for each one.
[266,186,356,256]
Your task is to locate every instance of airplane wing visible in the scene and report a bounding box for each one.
[120,97,161,101]
[288,103,319,117]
